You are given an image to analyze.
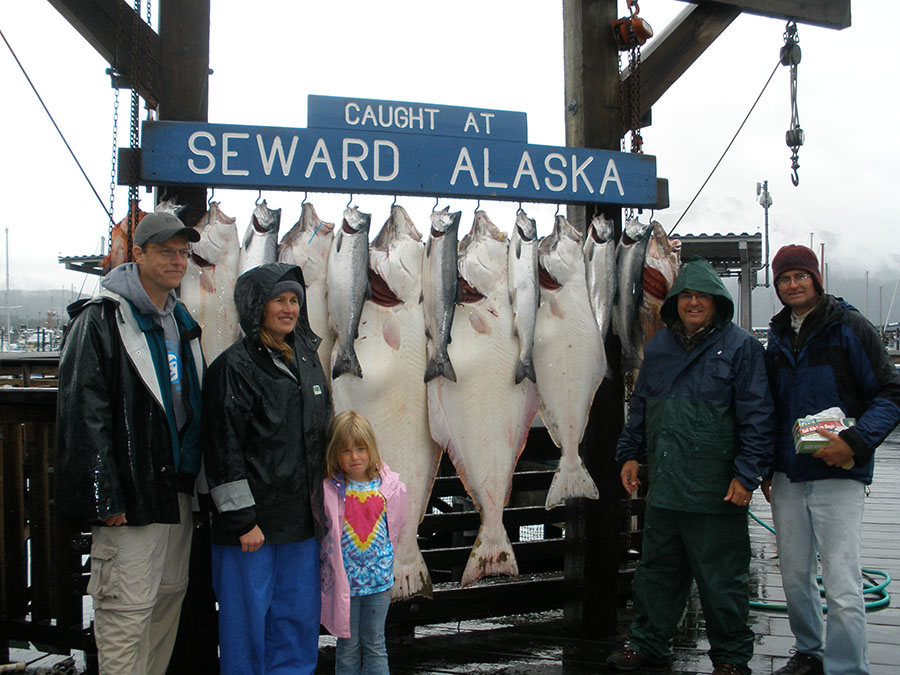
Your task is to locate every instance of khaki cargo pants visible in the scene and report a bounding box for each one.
[88,494,193,675]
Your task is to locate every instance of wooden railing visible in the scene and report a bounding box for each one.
[0,388,93,666]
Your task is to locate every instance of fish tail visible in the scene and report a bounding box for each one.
[461,525,519,587]
[545,454,599,509]
[392,552,434,600]
[332,346,363,380]
[423,353,457,383]
[514,358,537,385]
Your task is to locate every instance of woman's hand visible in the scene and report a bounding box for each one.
[239,525,265,553]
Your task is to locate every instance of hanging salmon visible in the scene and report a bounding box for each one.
[640,221,681,347]
[238,200,281,276]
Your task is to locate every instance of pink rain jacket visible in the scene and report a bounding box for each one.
[320,463,407,637]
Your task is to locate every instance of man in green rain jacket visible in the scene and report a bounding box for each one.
[607,256,775,675]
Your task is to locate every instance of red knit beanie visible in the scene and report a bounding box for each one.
[772,244,824,301]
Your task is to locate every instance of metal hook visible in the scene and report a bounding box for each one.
[791,167,800,186]
[207,188,215,206]
[554,203,560,217]
[255,190,262,205]
[475,198,481,212]
[346,193,353,208]
[433,196,440,211]
[517,201,523,215]
[390,195,397,208]
[301,191,308,206]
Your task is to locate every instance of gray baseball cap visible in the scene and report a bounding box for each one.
[133,212,201,247]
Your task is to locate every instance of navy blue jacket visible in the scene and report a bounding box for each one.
[617,257,775,514]
[766,294,900,484]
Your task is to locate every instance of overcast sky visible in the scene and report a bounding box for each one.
[2,1,898,320]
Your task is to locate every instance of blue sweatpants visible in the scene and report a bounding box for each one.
[212,537,321,675]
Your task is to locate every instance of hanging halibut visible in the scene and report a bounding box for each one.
[422,207,461,383]
[613,218,652,390]
[427,210,539,587]
[331,205,440,600]
[238,199,281,276]
[180,202,241,363]
[327,206,371,379]
[534,215,605,509]
[508,209,539,384]
[278,202,335,374]
[583,213,617,346]
[640,221,681,347]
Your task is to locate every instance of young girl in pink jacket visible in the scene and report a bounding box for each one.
[320,410,407,675]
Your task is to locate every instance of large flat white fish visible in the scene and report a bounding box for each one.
[427,211,539,587]
[508,209,539,384]
[277,202,335,375]
[180,202,241,363]
[534,215,605,509]
[331,205,440,600]
[238,199,281,276]
[327,206,371,379]
[583,213,617,346]
[423,207,461,383]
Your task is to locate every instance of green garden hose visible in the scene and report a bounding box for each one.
[747,509,892,612]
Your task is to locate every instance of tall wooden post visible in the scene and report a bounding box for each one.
[562,0,625,637]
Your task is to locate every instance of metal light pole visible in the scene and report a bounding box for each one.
[756,181,772,286]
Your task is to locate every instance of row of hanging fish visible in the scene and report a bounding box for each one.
[106,198,680,596]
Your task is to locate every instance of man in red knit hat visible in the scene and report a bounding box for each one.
[763,244,900,675]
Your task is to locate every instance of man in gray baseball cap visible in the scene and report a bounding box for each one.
[133,211,201,248]
[57,207,205,673]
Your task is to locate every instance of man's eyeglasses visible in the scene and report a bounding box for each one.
[146,246,191,260]
[776,272,812,288]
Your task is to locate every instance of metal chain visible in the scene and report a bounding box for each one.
[126,0,143,260]
[617,52,626,153]
[628,28,643,154]
[108,89,120,244]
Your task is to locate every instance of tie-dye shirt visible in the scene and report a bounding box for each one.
[341,477,393,596]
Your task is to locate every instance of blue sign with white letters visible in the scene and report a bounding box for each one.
[139,117,657,206]
[307,95,529,142]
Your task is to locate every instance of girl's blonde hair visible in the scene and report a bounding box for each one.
[324,410,382,481]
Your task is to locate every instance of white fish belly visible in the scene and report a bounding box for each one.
[181,260,240,364]
[331,299,439,599]
[427,296,538,586]
[534,282,605,508]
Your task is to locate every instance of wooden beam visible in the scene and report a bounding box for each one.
[156,0,210,228]
[621,2,741,135]
[46,0,160,103]
[675,0,851,30]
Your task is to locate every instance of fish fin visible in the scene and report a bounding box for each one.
[241,225,254,250]
[460,524,518,587]
[332,347,363,380]
[514,359,536,385]
[545,454,599,509]
[424,355,457,383]
[392,552,434,601]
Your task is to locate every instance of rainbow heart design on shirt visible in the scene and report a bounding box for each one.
[344,491,385,549]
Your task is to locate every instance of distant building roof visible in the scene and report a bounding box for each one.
[676,232,763,279]
[58,254,104,276]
